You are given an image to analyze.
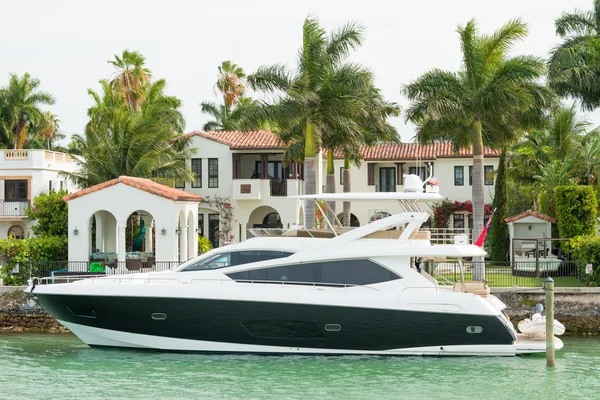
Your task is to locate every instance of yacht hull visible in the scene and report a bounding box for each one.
[33,292,531,355]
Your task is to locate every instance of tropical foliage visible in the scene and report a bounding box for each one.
[555,185,598,240]
[549,0,600,110]
[0,73,57,149]
[66,50,194,188]
[248,16,398,228]
[569,235,600,286]
[404,19,554,268]
[0,236,68,285]
[25,190,69,237]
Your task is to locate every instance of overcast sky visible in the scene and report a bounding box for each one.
[0,0,595,143]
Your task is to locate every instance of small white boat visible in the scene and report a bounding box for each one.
[518,312,565,339]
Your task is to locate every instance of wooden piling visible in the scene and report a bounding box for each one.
[545,277,556,368]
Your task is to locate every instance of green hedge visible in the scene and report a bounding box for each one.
[0,236,68,285]
[555,185,598,240]
[570,235,600,286]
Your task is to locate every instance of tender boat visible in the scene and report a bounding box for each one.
[25,175,564,356]
[518,305,566,339]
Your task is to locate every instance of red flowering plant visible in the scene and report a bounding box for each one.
[432,200,492,228]
[315,200,327,229]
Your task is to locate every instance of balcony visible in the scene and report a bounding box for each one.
[1,149,76,170]
[0,201,29,218]
[269,180,287,196]
[233,179,303,200]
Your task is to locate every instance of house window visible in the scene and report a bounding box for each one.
[454,166,464,186]
[175,180,185,189]
[254,160,287,180]
[198,214,204,237]
[48,180,53,193]
[484,165,494,185]
[208,213,220,248]
[5,180,27,201]
[340,167,344,185]
[469,166,473,186]
[208,158,219,188]
[453,214,465,229]
[191,158,202,188]
[409,166,427,181]
[60,181,64,191]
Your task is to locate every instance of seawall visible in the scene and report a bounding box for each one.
[2,287,600,335]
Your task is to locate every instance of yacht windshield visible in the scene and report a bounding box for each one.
[180,250,293,272]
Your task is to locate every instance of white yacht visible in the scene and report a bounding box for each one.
[25,176,563,356]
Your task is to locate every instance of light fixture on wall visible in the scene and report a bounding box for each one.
[175,225,181,235]
[528,225,532,231]
[161,227,166,235]
[73,226,79,235]
[196,227,202,234]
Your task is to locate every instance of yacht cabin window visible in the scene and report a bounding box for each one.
[182,250,293,271]
[227,259,401,286]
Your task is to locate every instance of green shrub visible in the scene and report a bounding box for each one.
[0,236,68,285]
[198,235,213,254]
[555,186,598,240]
[25,190,69,237]
[570,235,600,286]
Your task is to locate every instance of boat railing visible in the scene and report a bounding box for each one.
[31,275,380,292]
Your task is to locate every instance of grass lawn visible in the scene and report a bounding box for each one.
[436,272,581,288]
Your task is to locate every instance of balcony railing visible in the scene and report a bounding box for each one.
[376,185,396,193]
[0,201,29,217]
[270,180,287,196]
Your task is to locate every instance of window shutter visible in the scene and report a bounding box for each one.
[367,163,375,186]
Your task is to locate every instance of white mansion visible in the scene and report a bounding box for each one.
[182,130,499,248]
[0,132,499,250]
[0,149,78,239]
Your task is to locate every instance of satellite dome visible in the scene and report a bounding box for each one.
[403,174,424,193]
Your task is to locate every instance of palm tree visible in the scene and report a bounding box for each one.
[547,104,589,159]
[572,132,600,186]
[247,16,372,228]
[200,97,258,131]
[66,66,192,188]
[403,18,554,279]
[0,73,55,149]
[37,111,60,150]
[216,61,246,114]
[108,50,151,111]
[549,1,600,111]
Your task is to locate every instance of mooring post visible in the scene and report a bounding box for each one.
[545,276,556,368]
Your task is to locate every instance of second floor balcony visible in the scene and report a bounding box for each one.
[0,200,29,218]
[233,179,303,200]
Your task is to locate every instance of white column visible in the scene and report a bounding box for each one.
[240,222,247,241]
[180,224,188,262]
[117,226,126,263]
[95,212,103,252]
[145,218,153,253]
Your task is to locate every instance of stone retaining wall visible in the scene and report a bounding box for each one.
[495,292,600,335]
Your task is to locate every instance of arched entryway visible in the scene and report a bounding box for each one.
[247,206,283,237]
[7,224,25,239]
[336,213,360,227]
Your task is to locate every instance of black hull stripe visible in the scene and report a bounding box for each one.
[37,293,514,350]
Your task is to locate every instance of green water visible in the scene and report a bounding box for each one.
[1,334,599,400]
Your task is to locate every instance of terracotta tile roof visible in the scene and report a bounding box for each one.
[63,176,203,203]
[186,130,500,158]
[504,210,556,223]
[185,130,286,150]
[326,143,500,160]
